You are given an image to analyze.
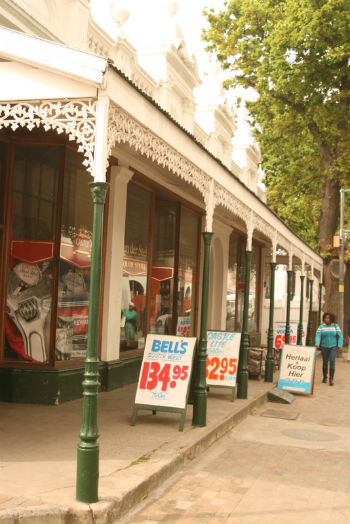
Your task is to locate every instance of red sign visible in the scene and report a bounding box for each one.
[11,240,54,264]
[60,234,92,269]
[57,306,89,335]
[151,266,174,282]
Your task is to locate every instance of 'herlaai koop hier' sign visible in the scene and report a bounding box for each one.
[278,344,316,394]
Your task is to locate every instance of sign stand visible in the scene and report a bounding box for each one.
[131,335,196,432]
[207,384,236,402]
[132,403,188,432]
[309,357,316,396]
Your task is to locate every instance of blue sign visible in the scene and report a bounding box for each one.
[278,344,316,394]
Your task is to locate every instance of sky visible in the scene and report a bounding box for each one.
[90,0,227,78]
[89,0,256,126]
[89,0,261,177]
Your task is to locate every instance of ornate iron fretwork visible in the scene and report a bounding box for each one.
[0,99,97,174]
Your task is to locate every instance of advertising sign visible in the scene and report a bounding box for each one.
[278,344,316,394]
[274,322,306,349]
[176,316,191,337]
[134,334,196,410]
[206,331,241,388]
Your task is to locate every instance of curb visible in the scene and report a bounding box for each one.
[0,387,271,524]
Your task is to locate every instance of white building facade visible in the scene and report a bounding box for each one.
[0,0,323,403]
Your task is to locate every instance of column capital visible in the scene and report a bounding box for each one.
[111,164,134,184]
[88,181,109,204]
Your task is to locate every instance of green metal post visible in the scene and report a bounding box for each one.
[285,270,293,344]
[318,282,322,327]
[76,181,109,503]
[265,262,276,382]
[306,279,314,346]
[192,231,213,427]
[237,250,252,399]
[297,275,305,345]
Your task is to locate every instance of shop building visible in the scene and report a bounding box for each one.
[0,1,323,404]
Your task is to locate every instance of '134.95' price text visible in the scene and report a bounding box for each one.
[139,362,189,392]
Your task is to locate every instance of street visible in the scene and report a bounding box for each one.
[120,356,350,524]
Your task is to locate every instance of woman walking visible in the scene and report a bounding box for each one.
[315,312,343,386]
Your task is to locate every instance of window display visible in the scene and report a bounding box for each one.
[176,209,199,337]
[5,145,59,362]
[226,236,238,331]
[1,141,95,365]
[149,204,176,335]
[226,234,261,333]
[121,183,152,349]
[56,149,93,360]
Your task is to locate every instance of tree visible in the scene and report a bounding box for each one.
[203,0,350,317]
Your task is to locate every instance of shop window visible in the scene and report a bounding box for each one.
[1,137,98,366]
[226,235,238,331]
[121,183,152,349]
[226,233,261,333]
[176,208,199,337]
[149,204,177,335]
[0,142,4,220]
[56,149,93,361]
[122,182,201,347]
[248,245,260,332]
[5,145,59,362]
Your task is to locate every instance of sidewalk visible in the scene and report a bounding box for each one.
[1,354,348,524]
[0,367,273,524]
[124,353,350,524]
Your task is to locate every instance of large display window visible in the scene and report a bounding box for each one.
[121,183,152,349]
[121,180,201,351]
[0,135,95,366]
[226,233,261,333]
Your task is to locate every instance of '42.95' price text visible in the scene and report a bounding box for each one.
[139,362,189,392]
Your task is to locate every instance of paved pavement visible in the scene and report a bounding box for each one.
[120,355,350,524]
[0,363,273,523]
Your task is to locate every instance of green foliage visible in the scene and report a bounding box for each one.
[203,0,350,253]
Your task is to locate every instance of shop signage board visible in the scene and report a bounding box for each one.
[278,344,316,394]
[274,322,307,349]
[206,331,241,401]
[132,334,196,431]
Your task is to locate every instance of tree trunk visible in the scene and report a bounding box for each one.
[318,177,340,316]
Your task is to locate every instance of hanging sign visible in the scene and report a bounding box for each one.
[132,334,196,430]
[274,322,306,349]
[206,331,241,387]
[278,344,316,394]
